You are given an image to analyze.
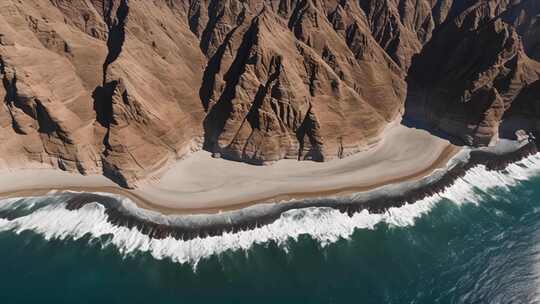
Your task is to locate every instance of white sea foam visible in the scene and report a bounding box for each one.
[0,153,539,266]
[0,218,9,226]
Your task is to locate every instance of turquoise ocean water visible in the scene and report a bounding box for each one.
[1,155,540,303]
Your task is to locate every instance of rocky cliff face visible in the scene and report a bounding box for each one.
[0,0,539,187]
[195,1,407,163]
[0,0,207,186]
[405,0,540,145]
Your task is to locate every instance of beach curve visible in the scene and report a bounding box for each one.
[0,122,458,214]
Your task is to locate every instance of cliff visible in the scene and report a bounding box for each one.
[0,0,539,187]
[405,0,540,145]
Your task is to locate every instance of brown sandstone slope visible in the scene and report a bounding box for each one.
[0,0,408,185]
[196,1,406,163]
[0,0,539,188]
[0,0,206,186]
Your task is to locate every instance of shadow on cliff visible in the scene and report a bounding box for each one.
[401,60,468,147]
[403,53,540,146]
[400,114,467,146]
[201,16,260,154]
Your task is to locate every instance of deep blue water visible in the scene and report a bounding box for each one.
[1,165,540,303]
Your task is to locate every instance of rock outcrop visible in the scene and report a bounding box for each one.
[197,1,405,163]
[406,0,540,145]
[0,0,539,187]
[0,0,207,186]
[502,0,540,61]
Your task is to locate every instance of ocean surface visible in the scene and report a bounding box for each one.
[2,155,540,303]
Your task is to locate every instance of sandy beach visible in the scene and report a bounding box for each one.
[0,122,459,214]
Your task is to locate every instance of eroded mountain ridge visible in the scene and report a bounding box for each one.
[0,0,538,187]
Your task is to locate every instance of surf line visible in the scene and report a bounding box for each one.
[8,140,540,241]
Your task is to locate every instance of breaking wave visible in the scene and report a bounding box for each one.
[1,154,540,266]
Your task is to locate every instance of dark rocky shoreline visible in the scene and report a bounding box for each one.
[61,140,539,241]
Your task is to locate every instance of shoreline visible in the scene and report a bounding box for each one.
[90,139,540,240]
[0,123,457,214]
[0,137,536,240]
[130,122,454,211]
[0,119,537,240]
[130,144,459,214]
[0,142,456,215]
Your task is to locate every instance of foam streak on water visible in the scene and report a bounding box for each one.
[1,154,540,266]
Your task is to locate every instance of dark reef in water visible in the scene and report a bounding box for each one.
[62,140,539,241]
